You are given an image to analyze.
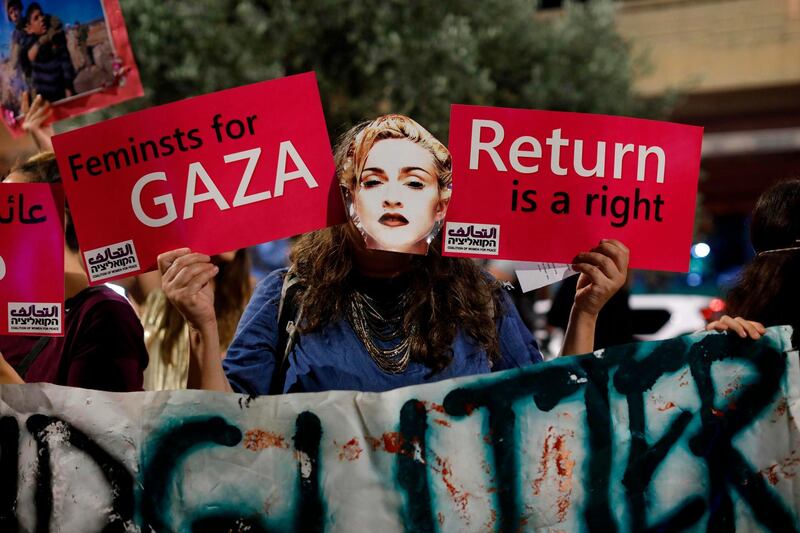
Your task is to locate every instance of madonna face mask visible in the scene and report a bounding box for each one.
[338,115,451,255]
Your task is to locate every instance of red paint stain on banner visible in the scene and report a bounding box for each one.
[382,432,404,453]
[759,449,800,485]
[722,378,742,398]
[771,399,789,423]
[532,426,575,523]
[657,401,676,412]
[483,509,497,531]
[336,438,363,461]
[421,401,446,414]
[243,429,288,451]
[432,454,472,525]
[762,464,780,485]
[365,432,406,455]
[433,419,452,428]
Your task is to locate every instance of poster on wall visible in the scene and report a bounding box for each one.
[0,0,143,135]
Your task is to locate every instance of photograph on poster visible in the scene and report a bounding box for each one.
[339,115,451,255]
[0,0,133,124]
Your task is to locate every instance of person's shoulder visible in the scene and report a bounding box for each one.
[252,267,291,302]
[71,286,139,323]
[78,285,133,307]
[478,268,516,312]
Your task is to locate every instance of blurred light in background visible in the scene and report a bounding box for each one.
[708,298,725,313]
[691,242,711,258]
[687,272,702,287]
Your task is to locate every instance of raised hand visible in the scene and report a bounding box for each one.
[157,248,219,331]
[572,239,629,316]
[20,91,54,152]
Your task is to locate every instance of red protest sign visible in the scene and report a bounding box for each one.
[53,72,343,284]
[0,184,64,336]
[443,105,703,272]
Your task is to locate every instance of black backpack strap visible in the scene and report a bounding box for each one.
[269,270,303,395]
[12,336,52,380]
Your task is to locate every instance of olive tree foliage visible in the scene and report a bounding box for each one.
[62,0,671,139]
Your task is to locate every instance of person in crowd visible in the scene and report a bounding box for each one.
[706,179,799,346]
[160,114,629,395]
[5,0,22,32]
[139,249,252,390]
[4,0,28,114]
[19,2,75,103]
[0,152,148,390]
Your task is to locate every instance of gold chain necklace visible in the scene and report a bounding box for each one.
[346,288,417,374]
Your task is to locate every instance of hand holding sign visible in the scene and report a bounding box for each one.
[157,249,218,332]
[0,256,5,281]
[706,315,767,340]
[572,239,629,316]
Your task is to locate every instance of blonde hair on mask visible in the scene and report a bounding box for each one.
[335,114,452,201]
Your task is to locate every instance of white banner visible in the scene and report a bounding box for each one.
[1,327,798,532]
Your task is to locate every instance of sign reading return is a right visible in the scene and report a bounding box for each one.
[443,105,703,272]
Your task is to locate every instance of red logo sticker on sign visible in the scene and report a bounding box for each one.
[444,104,703,272]
[53,72,344,284]
[0,184,65,336]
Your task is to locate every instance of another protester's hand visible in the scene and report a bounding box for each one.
[706,315,766,339]
[158,249,219,332]
[21,91,54,152]
[571,239,629,317]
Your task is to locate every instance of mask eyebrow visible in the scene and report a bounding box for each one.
[400,166,434,177]
[361,167,386,175]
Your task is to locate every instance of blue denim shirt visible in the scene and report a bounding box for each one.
[223,269,542,395]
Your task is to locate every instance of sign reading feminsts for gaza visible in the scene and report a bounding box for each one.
[0,184,64,336]
[52,72,342,284]
[444,105,704,271]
